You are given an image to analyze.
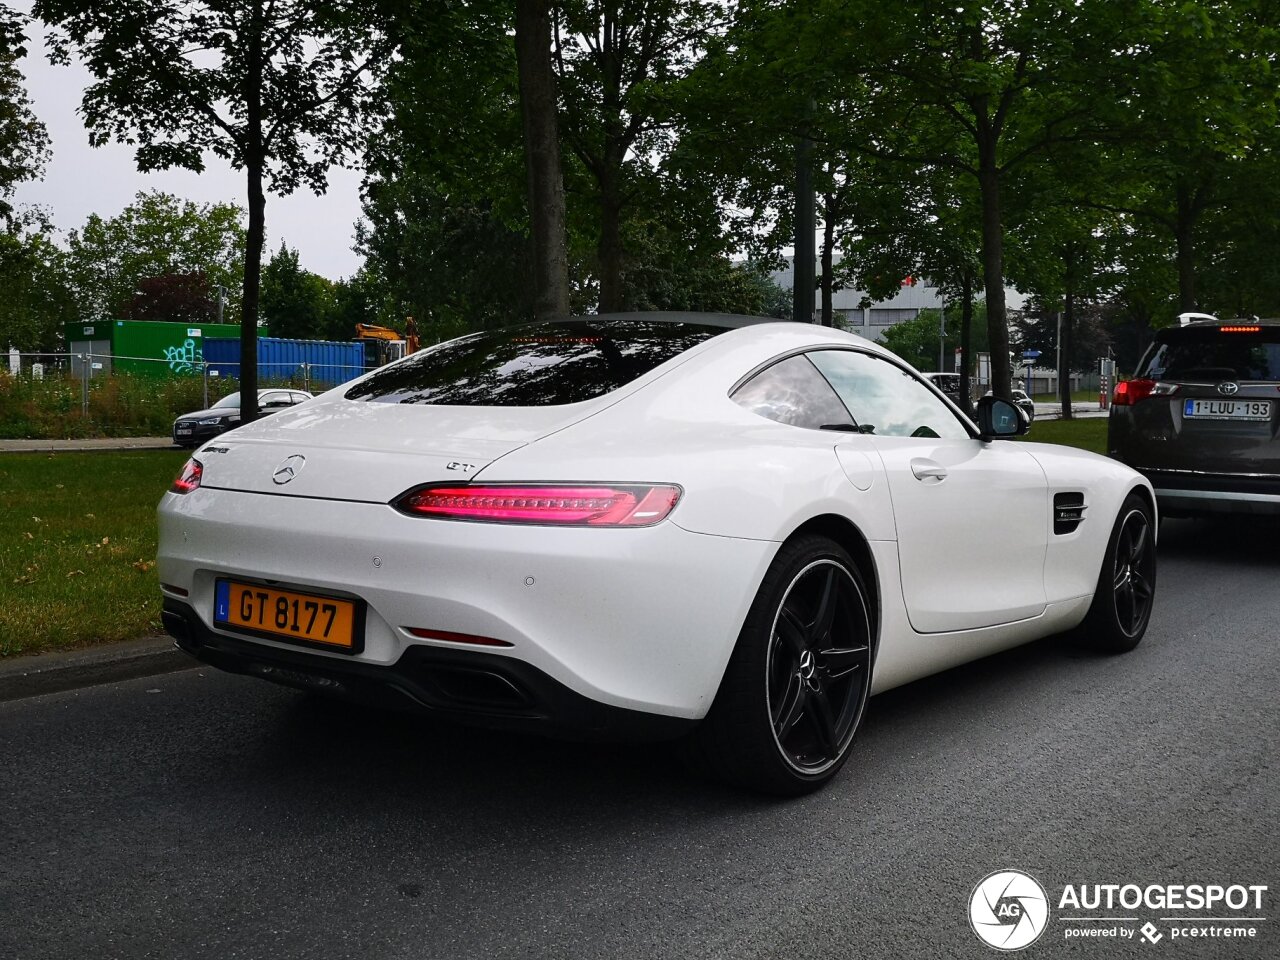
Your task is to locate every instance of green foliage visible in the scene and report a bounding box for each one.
[879,310,949,373]
[0,370,236,440]
[0,10,49,225]
[260,243,345,340]
[0,214,77,351]
[65,191,246,324]
[35,0,393,197]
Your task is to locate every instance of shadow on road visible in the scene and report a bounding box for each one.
[1157,515,1280,567]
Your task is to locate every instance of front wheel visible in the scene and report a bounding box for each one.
[1075,493,1157,654]
[690,535,874,795]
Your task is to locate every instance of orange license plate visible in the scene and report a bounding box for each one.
[214,580,361,652]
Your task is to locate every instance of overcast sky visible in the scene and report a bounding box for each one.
[12,9,365,280]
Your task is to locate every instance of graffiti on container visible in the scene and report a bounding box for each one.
[163,338,203,375]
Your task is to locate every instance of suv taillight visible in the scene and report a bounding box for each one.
[393,484,682,526]
[1112,379,1179,406]
[171,458,203,494]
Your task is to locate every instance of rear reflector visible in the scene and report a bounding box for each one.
[405,628,513,647]
[171,458,203,494]
[394,484,682,526]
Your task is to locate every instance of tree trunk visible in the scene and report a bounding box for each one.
[820,194,835,327]
[1058,300,1074,420]
[959,270,974,418]
[1174,183,1197,313]
[597,164,624,312]
[793,114,815,324]
[976,131,1011,400]
[240,2,264,424]
[515,0,570,320]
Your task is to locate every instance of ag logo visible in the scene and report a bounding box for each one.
[969,870,1050,951]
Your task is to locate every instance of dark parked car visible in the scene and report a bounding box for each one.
[1109,317,1280,516]
[173,389,312,448]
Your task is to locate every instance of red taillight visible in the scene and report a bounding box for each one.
[394,484,682,526]
[1112,379,1178,406]
[171,458,203,494]
[1220,325,1261,333]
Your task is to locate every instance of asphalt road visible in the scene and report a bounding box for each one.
[2,518,1277,960]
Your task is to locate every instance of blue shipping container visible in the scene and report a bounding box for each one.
[202,337,366,388]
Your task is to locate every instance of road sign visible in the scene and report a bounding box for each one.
[1021,349,1042,361]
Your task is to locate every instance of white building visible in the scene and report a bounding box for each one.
[769,258,944,343]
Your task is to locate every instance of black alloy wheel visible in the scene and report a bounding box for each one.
[1111,508,1155,639]
[767,560,872,774]
[689,535,875,795]
[1076,492,1158,654]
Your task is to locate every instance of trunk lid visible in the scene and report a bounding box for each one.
[193,396,596,502]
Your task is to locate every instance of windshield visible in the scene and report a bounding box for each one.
[212,392,241,409]
[345,318,730,406]
[1138,326,1280,381]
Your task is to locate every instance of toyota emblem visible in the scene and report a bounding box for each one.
[272,454,307,484]
[1217,381,1240,396]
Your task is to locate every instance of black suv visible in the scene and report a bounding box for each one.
[1109,318,1280,516]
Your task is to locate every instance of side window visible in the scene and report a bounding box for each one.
[262,392,290,408]
[808,350,970,439]
[290,392,309,404]
[731,354,854,430]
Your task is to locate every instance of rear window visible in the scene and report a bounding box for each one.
[345,319,729,406]
[1139,326,1280,382]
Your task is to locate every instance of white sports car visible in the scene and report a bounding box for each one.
[157,313,1158,793]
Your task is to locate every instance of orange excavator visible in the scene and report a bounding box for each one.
[355,319,421,368]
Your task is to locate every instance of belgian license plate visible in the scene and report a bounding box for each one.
[176,427,192,435]
[214,580,360,652]
[1183,399,1272,421]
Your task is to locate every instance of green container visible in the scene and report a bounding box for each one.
[64,319,242,378]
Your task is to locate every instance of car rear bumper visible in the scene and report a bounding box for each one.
[1142,469,1280,516]
[162,598,695,741]
[157,487,776,721]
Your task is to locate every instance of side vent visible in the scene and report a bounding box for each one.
[1054,493,1087,535]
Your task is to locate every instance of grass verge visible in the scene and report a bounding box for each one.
[1019,416,1108,454]
[0,450,188,657]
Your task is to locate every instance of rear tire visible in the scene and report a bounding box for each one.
[689,535,873,795]
[1074,493,1157,654]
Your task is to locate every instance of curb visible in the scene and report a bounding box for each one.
[0,636,197,703]
[0,438,179,453]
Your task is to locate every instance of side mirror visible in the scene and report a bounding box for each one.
[976,396,1028,440]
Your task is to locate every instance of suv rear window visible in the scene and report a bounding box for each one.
[1139,326,1280,382]
[345,318,729,406]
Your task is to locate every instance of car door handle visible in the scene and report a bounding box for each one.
[910,459,948,482]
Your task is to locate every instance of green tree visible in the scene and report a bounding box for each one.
[0,6,50,226]
[65,191,245,324]
[0,213,77,351]
[260,243,341,340]
[37,0,393,421]
[1077,0,1280,314]
[554,0,723,311]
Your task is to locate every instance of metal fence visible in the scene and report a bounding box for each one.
[6,350,371,437]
